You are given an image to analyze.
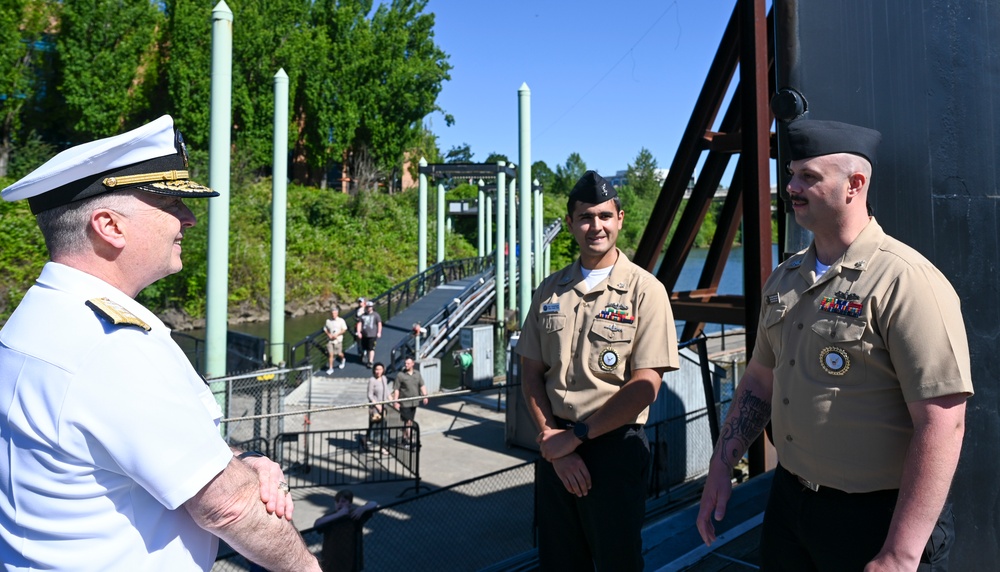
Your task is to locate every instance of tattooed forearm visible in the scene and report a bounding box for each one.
[715,388,772,469]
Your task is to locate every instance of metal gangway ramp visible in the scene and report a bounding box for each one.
[287,218,561,382]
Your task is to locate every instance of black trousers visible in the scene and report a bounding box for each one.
[761,464,954,571]
[536,423,650,572]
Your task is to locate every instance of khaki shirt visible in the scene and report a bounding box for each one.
[517,250,679,424]
[753,218,973,492]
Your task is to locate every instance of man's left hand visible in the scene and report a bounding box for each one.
[240,454,294,521]
[537,428,579,461]
[551,453,591,497]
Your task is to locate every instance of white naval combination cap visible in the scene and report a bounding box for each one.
[1,115,218,214]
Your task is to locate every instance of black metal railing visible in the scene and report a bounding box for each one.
[287,255,494,371]
[212,393,732,571]
[272,421,422,493]
[386,270,495,374]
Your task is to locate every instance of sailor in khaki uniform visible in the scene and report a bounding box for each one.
[518,171,679,571]
[696,120,973,571]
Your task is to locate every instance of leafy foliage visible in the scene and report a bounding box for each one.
[0,0,56,177]
[483,152,508,164]
[551,152,587,197]
[0,178,477,325]
[348,0,451,190]
[56,0,164,138]
[444,142,473,163]
[531,160,553,192]
[625,147,661,200]
[0,184,47,320]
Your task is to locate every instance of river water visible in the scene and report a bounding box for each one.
[202,244,780,347]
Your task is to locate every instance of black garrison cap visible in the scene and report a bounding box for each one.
[568,170,617,204]
[786,119,882,166]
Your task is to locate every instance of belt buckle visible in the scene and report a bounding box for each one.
[797,475,820,492]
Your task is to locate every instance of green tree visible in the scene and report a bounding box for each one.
[405,122,443,186]
[484,152,508,164]
[56,0,164,139]
[349,0,451,192]
[531,160,553,192]
[293,0,368,186]
[626,147,660,200]
[162,0,215,151]
[0,0,57,177]
[444,142,472,163]
[552,152,586,197]
[227,0,312,182]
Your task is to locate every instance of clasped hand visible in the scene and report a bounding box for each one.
[537,428,592,497]
[242,455,295,521]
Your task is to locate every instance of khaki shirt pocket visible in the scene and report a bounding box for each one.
[810,317,866,382]
[540,314,568,360]
[542,314,566,334]
[761,303,787,356]
[588,320,637,382]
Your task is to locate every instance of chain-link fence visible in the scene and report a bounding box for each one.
[211,462,535,572]
[361,461,536,572]
[206,358,736,571]
[207,366,313,453]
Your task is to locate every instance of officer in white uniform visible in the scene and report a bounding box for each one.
[0,117,321,571]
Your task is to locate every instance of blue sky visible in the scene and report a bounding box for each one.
[424,0,738,177]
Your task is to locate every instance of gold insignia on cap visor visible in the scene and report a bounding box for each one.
[2,115,218,213]
[104,170,190,188]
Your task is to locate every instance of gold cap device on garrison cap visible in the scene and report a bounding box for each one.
[1,115,218,214]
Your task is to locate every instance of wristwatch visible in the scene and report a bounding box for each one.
[572,421,590,442]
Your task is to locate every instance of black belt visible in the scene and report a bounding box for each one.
[780,464,838,494]
[553,417,641,433]
[780,465,898,497]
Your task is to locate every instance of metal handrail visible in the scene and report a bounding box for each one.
[287,256,493,370]
[287,219,561,371]
[387,269,497,373]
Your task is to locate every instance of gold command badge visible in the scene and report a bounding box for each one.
[599,348,620,371]
[819,346,850,376]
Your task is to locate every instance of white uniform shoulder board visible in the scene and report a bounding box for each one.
[86,297,151,332]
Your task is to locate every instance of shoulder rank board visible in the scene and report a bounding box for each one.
[87,297,151,331]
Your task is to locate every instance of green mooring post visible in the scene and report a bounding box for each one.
[534,179,542,287]
[418,157,428,273]
[518,83,532,325]
[477,179,486,257]
[269,69,288,366]
[495,162,506,337]
[508,176,517,315]
[206,0,233,380]
[437,183,445,263]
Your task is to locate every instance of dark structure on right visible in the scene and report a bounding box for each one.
[635,1,999,567]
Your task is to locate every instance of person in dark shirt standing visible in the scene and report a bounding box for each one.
[391,357,428,445]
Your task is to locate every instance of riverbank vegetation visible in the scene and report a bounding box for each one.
[0,2,778,327]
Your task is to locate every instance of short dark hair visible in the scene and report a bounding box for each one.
[335,490,354,504]
[372,362,384,374]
